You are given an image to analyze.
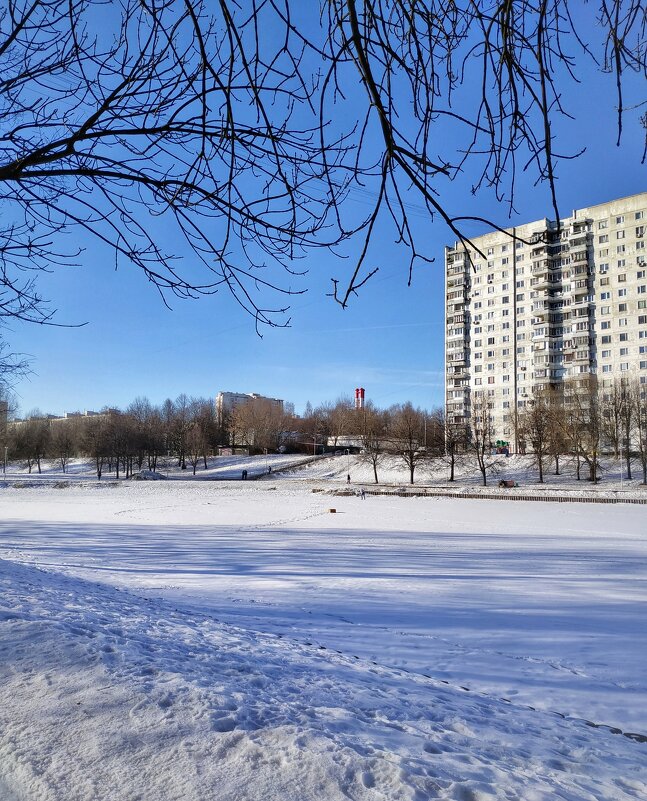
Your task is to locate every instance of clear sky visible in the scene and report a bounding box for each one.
[6,9,646,418]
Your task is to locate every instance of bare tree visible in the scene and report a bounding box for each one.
[433,408,468,483]
[0,1,643,329]
[519,389,556,483]
[49,420,79,473]
[388,403,426,485]
[634,380,647,484]
[358,404,389,484]
[16,412,50,473]
[81,415,109,479]
[468,394,501,486]
[565,376,603,483]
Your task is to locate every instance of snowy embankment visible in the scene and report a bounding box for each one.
[1,480,646,800]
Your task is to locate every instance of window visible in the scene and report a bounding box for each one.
[636,211,645,220]
[617,246,626,255]
[602,365,612,373]
[599,263,609,274]
[619,318,628,327]
[618,273,627,282]
[640,300,647,310]
[487,350,495,357]
[598,220,608,229]
[487,337,495,345]
[487,376,495,384]
[601,321,611,329]
[637,226,645,238]
[619,303,627,312]
[600,277,610,286]
[502,401,510,408]
[620,363,629,371]
[599,234,609,243]
[601,350,611,358]
[600,306,610,315]
[475,378,482,385]
[639,285,647,294]
[501,244,508,253]
[600,292,610,300]
[642,362,647,370]
[516,280,525,288]
[516,293,525,301]
[638,271,646,279]
[640,315,647,325]
[501,257,509,265]
[601,335,612,344]
[620,333,628,342]
[616,215,625,224]
[487,247,494,256]
[618,288,627,297]
[617,230,625,239]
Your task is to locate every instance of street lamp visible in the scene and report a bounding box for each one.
[3,445,7,477]
[345,448,350,474]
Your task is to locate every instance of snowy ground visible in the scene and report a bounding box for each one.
[1,464,646,800]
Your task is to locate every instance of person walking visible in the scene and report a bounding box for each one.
[346,474,351,484]
[360,488,366,500]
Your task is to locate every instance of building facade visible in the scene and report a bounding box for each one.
[445,192,647,449]
[215,391,284,424]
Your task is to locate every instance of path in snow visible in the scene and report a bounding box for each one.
[1,558,646,801]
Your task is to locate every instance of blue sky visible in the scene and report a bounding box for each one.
[6,10,646,417]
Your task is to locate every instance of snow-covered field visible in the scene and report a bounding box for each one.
[1,461,646,800]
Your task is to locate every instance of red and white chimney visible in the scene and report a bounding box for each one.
[355,387,365,409]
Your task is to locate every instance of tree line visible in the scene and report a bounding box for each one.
[3,376,647,485]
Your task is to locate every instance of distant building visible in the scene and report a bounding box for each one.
[216,391,284,424]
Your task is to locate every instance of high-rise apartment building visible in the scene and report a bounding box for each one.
[445,192,647,449]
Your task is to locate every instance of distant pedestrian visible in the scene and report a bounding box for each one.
[242,469,248,480]
[360,489,366,500]
[346,474,350,484]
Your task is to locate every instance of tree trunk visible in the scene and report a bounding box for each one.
[373,463,378,484]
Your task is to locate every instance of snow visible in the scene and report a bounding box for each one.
[1,461,646,800]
